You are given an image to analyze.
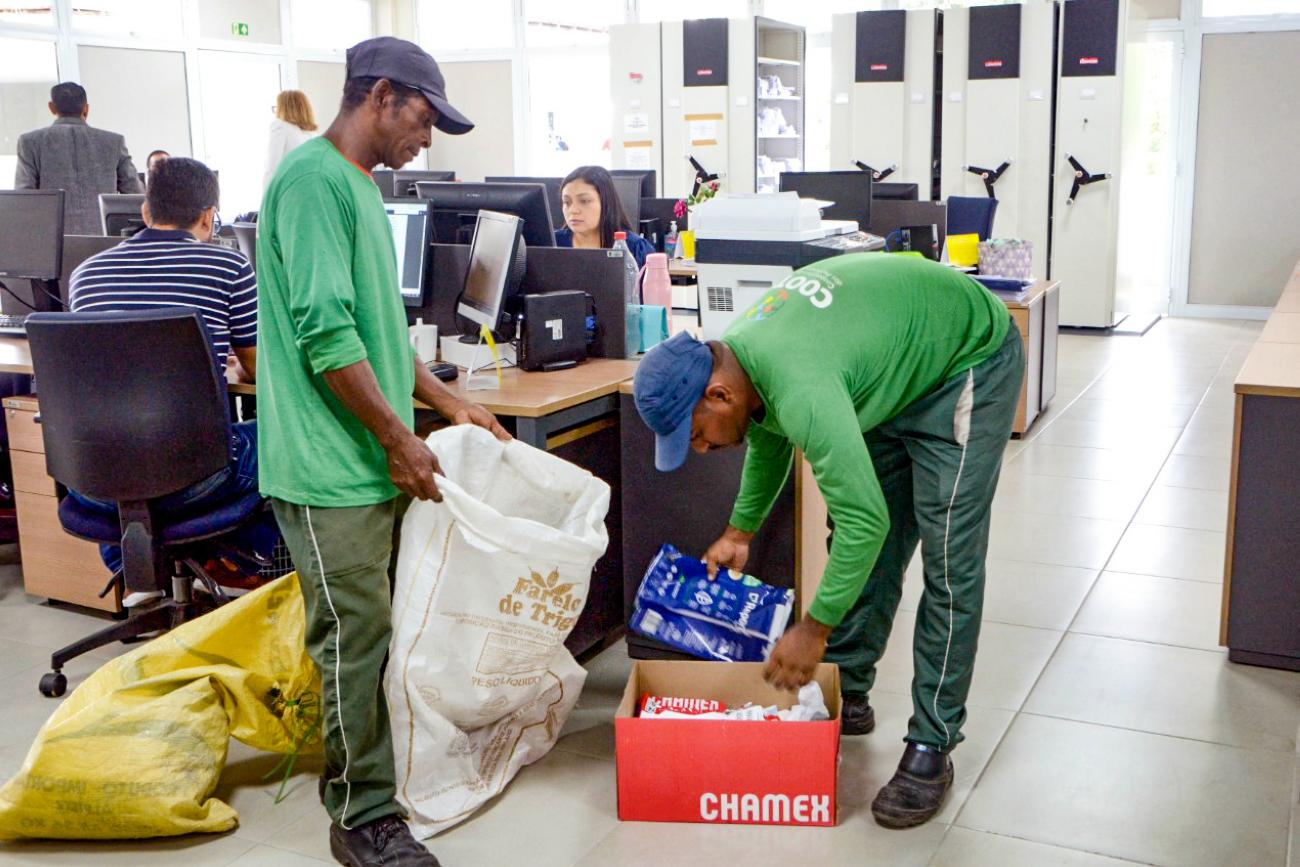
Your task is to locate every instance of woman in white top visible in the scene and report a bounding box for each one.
[263,89,317,189]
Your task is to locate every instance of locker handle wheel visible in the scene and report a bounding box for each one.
[853,161,897,182]
[1064,154,1111,206]
[964,161,1011,198]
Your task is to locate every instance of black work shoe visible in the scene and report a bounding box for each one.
[329,815,441,867]
[840,692,875,735]
[871,742,954,829]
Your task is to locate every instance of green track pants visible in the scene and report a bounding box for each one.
[824,322,1023,752]
[272,495,410,830]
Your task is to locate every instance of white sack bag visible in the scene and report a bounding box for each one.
[385,424,611,837]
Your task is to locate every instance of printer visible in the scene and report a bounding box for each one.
[692,192,885,338]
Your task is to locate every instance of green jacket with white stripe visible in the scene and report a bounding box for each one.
[722,254,1009,628]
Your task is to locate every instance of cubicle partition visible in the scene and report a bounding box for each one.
[421,244,628,360]
[619,391,798,660]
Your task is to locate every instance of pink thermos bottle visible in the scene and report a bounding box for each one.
[639,252,673,333]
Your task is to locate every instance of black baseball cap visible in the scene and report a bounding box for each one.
[345,36,474,136]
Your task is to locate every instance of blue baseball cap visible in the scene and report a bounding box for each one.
[634,332,715,472]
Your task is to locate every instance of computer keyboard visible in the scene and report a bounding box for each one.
[0,314,28,335]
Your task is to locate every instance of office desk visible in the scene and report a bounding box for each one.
[4,337,638,655]
[1221,264,1300,671]
[231,359,639,451]
[1003,280,1061,436]
[666,259,699,311]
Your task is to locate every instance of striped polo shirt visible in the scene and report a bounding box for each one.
[68,227,257,368]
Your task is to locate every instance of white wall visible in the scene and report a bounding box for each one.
[296,60,345,131]
[77,46,192,162]
[199,0,283,43]
[426,60,514,180]
[1187,29,1300,308]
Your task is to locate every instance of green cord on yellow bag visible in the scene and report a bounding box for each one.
[261,688,323,804]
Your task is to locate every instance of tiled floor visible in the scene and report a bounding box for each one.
[1,317,1298,866]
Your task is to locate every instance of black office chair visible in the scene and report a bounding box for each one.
[946,196,999,242]
[25,309,266,697]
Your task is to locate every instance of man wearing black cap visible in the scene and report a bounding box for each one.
[255,37,504,867]
[634,254,1022,830]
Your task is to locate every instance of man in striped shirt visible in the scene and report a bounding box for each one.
[67,157,260,592]
[69,157,256,380]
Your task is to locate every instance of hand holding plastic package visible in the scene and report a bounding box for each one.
[629,544,793,662]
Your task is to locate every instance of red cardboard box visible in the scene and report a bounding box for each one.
[615,660,841,827]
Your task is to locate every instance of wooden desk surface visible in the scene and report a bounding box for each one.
[1258,311,1300,345]
[668,260,697,278]
[1001,279,1058,310]
[0,336,32,375]
[4,336,637,419]
[438,359,638,417]
[1235,341,1300,398]
[198,361,639,418]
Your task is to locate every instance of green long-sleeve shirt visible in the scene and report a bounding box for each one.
[256,137,415,507]
[723,254,1009,627]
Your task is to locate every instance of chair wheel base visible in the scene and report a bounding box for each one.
[39,671,67,698]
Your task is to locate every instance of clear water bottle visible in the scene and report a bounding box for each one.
[613,231,642,357]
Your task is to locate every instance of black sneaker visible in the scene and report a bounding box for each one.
[840,692,875,735]
[871,742,954,829]
[329,815,441,867]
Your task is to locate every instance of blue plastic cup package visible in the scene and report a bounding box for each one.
[629,543,794,662]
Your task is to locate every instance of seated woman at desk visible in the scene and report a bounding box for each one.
[555,165,654,267]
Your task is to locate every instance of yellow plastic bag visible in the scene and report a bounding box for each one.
[0,573,320,840]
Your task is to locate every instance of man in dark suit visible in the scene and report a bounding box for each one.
[14,82,144,235]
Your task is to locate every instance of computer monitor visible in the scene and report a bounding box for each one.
[873,182,920,201]
[485,176,564,227]
[59,234,121,301]
[416,181,555,249]
[0,191,64,281]
[372,169,396,198]
[99,193,146,236]
[383,199,433,307]
[231,223,257,270]
[778,171,873,228]
[457,210,526,337]
[392,170,456,198]
[611,169,657,199]
[611,175,642,228]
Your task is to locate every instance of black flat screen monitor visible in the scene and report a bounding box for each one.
[59,234,122,300]
[383,199,433,307]
[611,169,657,199]
[392,170,455,197]
[372,169,396,198]
[231,223,257,270]
[485,176,564,227]
[458,211,525,335]
[0,190,64,280]
[779,171,873,227]
[872,182,920,201]
[99,193,146,236]
[415,181,555,249]
[611,175,642,228]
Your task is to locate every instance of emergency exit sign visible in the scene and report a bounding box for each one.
[231,22,250,37]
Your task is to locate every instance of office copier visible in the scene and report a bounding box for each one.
[692,193,884,338]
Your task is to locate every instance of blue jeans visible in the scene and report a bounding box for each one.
[68,421,261,573]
